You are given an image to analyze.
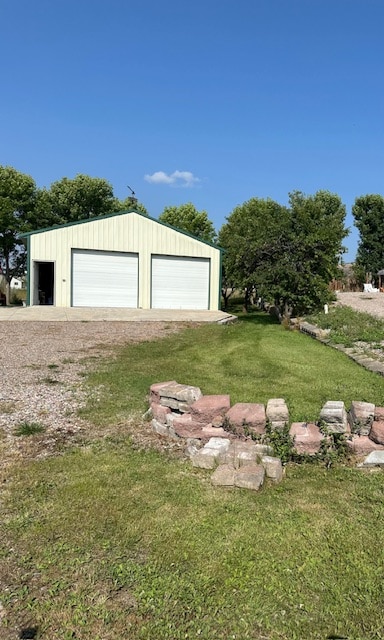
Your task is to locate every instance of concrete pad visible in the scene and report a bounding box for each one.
[0,306,235,323]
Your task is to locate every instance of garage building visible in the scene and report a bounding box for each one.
[22,210,222,310]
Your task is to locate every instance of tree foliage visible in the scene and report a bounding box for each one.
[219,191,347,316]
[159,203,216,243]
[0,166,37,303]
[353,194,384,283]
[114,196,148,215]
[47,174,117,223]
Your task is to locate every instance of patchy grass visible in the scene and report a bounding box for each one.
[81,312,384,425]
[308,305,384,347]
[1,442,384,640]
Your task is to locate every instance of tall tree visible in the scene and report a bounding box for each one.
[114,196,148,215]
[219,191,347,316]
[0,166,37,304]
[159,203,216,243]
[47,174,116,223]
[353,194,384,284]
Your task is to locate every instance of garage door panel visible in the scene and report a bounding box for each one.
[72,250,138,308]
[151,256,209,310]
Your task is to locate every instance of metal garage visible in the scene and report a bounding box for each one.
[151,255,210,309]
[72,249,138,307]
[22,210,222,310]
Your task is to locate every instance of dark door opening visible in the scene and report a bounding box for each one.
[35,262,54,305]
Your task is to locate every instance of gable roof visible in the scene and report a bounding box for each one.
[20,208,221,251]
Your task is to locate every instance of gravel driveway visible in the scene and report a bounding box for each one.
[0,321,187,466]
[337,292,384,318]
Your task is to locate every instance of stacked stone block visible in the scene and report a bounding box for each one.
[193,438,283,490]
[149,381,384,475]
[266,398,289,430]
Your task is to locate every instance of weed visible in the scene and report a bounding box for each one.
[14,421,45,436]
[47,363,59,370]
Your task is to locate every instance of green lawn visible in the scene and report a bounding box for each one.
[82,312,384,424]
[2,442,384,640]
[2,312,384,640]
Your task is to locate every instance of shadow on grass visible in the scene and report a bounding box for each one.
[234,310,280,326]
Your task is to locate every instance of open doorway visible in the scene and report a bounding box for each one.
[33,262,54,305]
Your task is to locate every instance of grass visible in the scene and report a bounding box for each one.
[307,305,384,347]
[2,441,384,639]
[14,421,45,436]
[81,311,384,425]
[3,309,384,639]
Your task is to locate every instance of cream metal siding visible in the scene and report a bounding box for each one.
[27,212,221,309]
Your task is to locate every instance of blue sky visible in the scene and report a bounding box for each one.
[1,0,383,259]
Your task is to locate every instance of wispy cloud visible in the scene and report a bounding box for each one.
[144,170,200,187]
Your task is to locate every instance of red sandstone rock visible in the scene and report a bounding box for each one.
[201,425,229,438]
[149,380,177,404]
[369,420,384,445]
[224,403,266,436]
[150,402,171,423]
[172,414,205,439]
[190,395,231,423]
[289,422,323,455]
[346,435,384,456]
[374,407,384,422]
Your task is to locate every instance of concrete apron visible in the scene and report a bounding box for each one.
[0,306,236,323]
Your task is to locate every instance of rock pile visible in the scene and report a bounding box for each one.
[149,382,384,484]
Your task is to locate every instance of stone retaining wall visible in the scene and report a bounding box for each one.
[148,381,384,490]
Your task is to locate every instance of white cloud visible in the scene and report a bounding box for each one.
[144,170,200,187]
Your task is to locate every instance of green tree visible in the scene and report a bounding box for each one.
[114,196,148,215]
[219,191,347,316]
[47,174,116,223]
[353,194,384,285]
[159,203,216,243]
[0,166,37,304]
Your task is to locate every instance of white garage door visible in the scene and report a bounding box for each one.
[151,255,210,309]
[72,250,138,307]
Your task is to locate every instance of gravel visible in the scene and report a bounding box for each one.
[336,292,384,318]
[0,321,187,465]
